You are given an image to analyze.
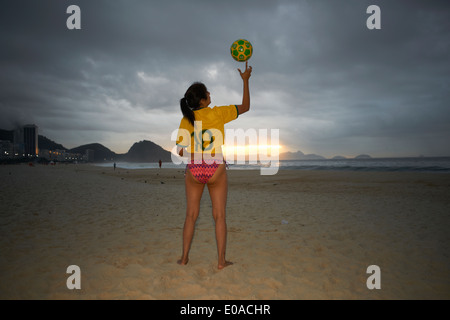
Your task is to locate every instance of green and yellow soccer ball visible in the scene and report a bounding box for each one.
[230,39,253,62]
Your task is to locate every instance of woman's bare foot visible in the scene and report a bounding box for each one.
[177,257,189,265]
[218,261,233,270]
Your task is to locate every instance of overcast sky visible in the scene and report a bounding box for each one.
[1,0,449,158]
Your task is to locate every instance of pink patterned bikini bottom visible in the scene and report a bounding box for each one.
[186,159,226,184]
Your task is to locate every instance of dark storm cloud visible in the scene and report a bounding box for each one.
[266,0,450,156]
[0,0,449,156]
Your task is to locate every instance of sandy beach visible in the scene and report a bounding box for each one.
[0,163,449,299]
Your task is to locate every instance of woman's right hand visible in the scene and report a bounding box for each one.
[238,61,252,81]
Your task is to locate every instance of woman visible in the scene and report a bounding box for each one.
[176,61,252,269]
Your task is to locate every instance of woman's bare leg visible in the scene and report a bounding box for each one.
[207,164,233,269]
[178,168,205,265]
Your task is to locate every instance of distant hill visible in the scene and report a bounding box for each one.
[65,140,172,163]
[69,143,117,162]
[280,150,326,160]
[355,154,372,159]
[2,127,375,163]
[123,140,172,162]
[280,151,373,160]
[38,135,67,151]
[280,150,305,160]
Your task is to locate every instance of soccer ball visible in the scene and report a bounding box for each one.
[230,39,253,62]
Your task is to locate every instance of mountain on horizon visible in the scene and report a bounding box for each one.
[279,150,326,160]
[69,143,117,162]
[38,135,67,151]
[354,154,372,159]
[67,141,172,163]
[0,127,172,163]
[123,140,172,162]
[1,127,377,162]
[279,150,373,160]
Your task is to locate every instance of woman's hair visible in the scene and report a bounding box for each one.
[180,82,208,126]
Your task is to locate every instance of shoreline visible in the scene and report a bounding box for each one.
[1,163,449,299]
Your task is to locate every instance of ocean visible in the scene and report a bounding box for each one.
[96,157,450,173]
[271,157,450,173]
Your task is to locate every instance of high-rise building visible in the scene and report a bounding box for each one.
[0,129,14,158]
[23,124,38,157]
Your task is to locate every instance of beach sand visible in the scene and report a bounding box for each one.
[0,163,449,299]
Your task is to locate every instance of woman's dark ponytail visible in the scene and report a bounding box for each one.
[180,82,208,126]
[180,96,195,126]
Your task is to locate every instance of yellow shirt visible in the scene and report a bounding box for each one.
[176,105,239,157]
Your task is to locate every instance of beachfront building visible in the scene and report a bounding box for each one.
[0,128,15,158]
[39,149,83,162]
[23,124,38,157]
[39,149,64,161]
[0,125,39,159]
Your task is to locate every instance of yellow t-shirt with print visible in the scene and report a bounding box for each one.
[176,105,239,157]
